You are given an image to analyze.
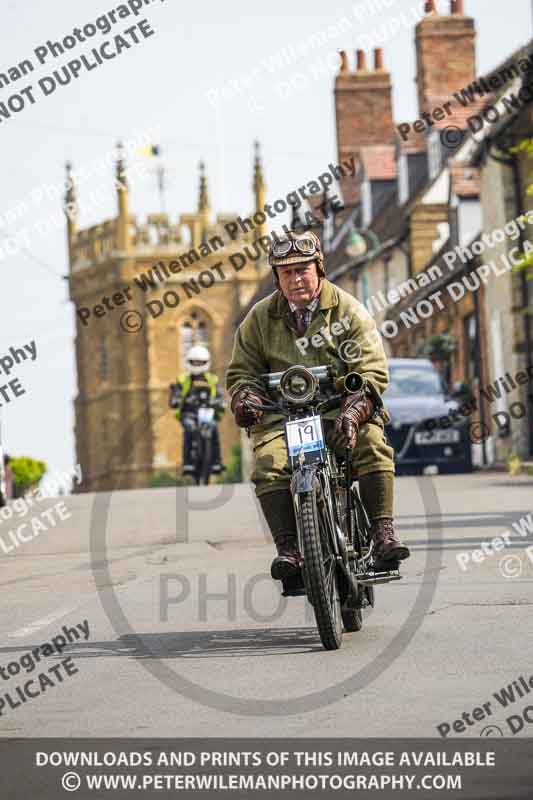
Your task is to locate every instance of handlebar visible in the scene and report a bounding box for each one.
[244,392,343,418]
[244,393,355,454]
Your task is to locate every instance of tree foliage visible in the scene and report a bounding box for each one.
[10,456,47,492]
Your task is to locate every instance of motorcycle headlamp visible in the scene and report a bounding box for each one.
[279,366,318,404]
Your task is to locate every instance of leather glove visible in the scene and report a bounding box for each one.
[231,387,267,428]
[335,389,375,449]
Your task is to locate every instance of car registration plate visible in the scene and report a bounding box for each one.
[414,429,460,445]
[285,415,325,462]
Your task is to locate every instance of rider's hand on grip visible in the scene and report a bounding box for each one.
[231,387,267,428]
[335,391,375,449]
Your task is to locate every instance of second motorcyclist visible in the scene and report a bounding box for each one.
[170,345,225,475]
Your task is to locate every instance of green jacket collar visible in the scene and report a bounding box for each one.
[267,280,339,319]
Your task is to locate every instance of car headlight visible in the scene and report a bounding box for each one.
[279,366,318,404]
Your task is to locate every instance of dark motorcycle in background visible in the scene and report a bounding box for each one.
[169,385,220,486]
[246,365,402,651]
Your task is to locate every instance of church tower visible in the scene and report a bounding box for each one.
[67,144,269,491]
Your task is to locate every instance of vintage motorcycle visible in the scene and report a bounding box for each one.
[170,385,220,486]
[246,365,402,651]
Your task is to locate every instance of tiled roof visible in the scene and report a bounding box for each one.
[358,145,397,180]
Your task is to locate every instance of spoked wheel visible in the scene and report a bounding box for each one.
[297,483,342,651]
[200,434,212,485]
[195,433,212,485]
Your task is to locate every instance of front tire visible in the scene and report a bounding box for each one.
[297,484,342,651]
[195,432,212,485]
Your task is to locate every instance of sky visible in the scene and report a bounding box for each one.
[0,0,531,474]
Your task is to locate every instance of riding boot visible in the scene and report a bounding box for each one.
[370,518,410,569]
[258,490,301,580]
[359,471,410,569]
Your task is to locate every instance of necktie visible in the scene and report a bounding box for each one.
[294,308,307,335]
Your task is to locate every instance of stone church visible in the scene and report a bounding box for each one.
[67,144,270,491]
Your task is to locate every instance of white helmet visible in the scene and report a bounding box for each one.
[186,344,211,375]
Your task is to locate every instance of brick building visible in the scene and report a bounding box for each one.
[322,0,533,465]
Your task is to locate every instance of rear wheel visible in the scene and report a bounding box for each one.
[297,483,342,651]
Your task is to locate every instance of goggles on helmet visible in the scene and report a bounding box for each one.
[271,235,318,258]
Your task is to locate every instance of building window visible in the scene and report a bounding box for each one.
[180,312,210,368]
[428,130,442,180]
[398,154,409,205]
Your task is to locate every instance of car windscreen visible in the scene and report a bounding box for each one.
[386,365,443,397]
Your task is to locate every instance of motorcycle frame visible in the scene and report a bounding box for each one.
[287,428,363,608]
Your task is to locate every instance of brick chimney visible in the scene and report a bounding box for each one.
[415,0,476,116]
[334,48,395,205]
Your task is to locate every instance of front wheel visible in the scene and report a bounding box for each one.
[296,484,342,651]
[196,432,212,485]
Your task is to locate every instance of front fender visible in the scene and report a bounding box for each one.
[290,465,318,495]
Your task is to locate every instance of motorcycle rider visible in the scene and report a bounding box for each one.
[226,230,410,578]
[170,344,225,475]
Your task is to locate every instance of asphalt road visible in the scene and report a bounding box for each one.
[0,472,532,738]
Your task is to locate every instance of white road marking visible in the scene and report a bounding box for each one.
[7,607,80,639]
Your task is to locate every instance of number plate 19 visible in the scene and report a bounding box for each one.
[285,415,325,464]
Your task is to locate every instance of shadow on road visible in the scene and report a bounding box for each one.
[397,510,532,531]
[0,628,326,664]
[119,629,326,658]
